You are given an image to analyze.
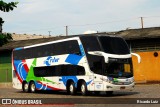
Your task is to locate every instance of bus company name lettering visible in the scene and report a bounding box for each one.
[44,56,59,66]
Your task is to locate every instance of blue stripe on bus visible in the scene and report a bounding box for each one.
[14,47,23,50]
[65,54,83,65]
[79,44,85,56]
[86,80,93,85]
[13,60,27,81]
[35,81,52,90]
[60,76,78,87]
[60,76,93,88]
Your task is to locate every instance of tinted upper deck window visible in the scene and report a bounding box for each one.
[80,36,101,52]
[13,40,80,60]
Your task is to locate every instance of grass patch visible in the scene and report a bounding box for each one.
[0,63,12,82]
[0,63,11,69]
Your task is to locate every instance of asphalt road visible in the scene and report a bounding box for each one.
[0,84,160,107]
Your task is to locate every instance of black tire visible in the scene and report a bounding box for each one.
[81,81,88,96]
[22,82,29,92]
[29,81,36,93]
[67,81,76,95]
[106,91,113,96]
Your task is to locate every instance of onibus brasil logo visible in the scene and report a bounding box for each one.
[44,56,59,66]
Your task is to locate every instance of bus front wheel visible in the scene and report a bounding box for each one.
[29,81,36,93]
[22,82,28,92]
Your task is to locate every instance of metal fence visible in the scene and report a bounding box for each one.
[130,38,160,52]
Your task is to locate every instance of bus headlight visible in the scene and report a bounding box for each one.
[107,77,114,83]
[128,77,134,83]
[131,77,134,82]
[103,78,113,83]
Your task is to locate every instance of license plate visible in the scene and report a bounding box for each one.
[120,86,125,90]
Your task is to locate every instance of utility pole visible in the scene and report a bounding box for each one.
[140,17,144,29]
[65,26,68,36]
[48,31,51,36]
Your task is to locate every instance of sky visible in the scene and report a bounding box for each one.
[1,0,160,36]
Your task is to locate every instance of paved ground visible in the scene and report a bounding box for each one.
[0,84,160,107]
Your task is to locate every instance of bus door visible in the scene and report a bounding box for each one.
[93,64,104,91]
[88,55,105,91]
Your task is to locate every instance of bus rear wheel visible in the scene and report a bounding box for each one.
[81,81,88,96]
[22,82,28,92]
[29,81,36,93]
[67,81,76,95]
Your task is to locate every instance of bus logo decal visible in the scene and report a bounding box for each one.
[44,56,59,66]
[96,85,101,89]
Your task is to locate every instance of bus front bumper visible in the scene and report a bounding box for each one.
[105,82,135,91]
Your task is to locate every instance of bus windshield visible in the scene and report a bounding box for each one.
[98,36,130,55]
[105,58,133,78]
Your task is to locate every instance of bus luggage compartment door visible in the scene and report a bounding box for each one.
[93,74,103,91]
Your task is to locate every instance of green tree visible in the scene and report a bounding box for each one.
[0,0,18,12]
[0,33,12,46]
[0,0,18,46]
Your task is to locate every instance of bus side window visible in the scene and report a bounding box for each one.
[87,54,104,75]
[13,40,81,60]
[77,66,85,75]
[60,65,85,76]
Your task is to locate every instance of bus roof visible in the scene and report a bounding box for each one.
[13,34,121,51]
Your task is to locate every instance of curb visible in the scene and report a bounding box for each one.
[0,82,12,88]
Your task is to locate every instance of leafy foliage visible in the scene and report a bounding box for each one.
[0,0,17,46]
[0,33,13,46]
[0,0,18,27]
[0,0,18,12]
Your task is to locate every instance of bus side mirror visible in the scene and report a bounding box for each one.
[88,51,105,60]
[131,53,141,63]
[88,51,109,63]
[88,51,102,56]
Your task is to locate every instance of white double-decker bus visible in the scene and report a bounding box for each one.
[12,34,136,95]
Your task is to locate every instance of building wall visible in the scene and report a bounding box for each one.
[132,51,160,83]
[12,33,50,41]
